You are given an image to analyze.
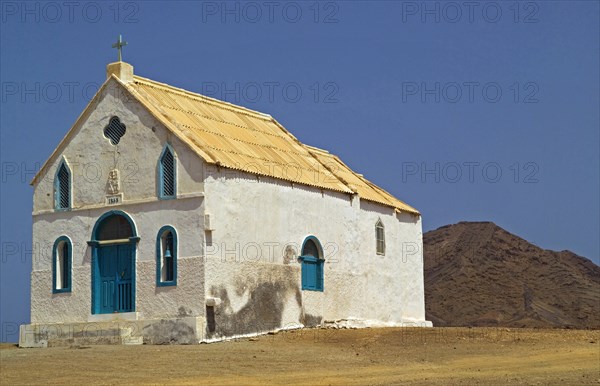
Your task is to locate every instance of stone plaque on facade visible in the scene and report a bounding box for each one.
[105,193,123,205]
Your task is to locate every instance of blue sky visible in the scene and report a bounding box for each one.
[1,1,598,342]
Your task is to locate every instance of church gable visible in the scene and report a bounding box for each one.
[32,76,204,213]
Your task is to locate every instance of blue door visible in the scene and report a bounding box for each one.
[97,243,133,313]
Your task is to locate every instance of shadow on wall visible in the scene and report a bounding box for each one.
[207,265,319,339]
[360,200,420,225]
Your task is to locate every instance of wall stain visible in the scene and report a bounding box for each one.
[283,245,297,265]
[142,319,195,344]
[302,313,323,328]
[207,265,302,339]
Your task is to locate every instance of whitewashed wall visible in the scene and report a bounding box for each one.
[30,78,206,324]
[203,168,429,339]
[30,198,206,324]
[32,78,204,213]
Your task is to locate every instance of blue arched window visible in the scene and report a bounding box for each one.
[158,144,176,199]
[300,236,324,291]
[156,226,177,286]
[53,236,72,293]
[54,159,71,210]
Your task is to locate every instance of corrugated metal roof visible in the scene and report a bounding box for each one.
[126,75,419,214]
[127,76,352,194]
[306,146,420,215]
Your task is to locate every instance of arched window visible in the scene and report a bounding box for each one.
[156,226,177,286]
[376,219,385,255]
[54,159,71,210]
[300,236,324,291]
[158,145,176,199]
[53,236,72,293]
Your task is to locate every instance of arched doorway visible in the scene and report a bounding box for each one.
[88,210,139,314]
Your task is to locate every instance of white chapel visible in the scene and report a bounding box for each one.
[21,52,430,346]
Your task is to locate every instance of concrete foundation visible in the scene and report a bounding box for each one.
[19,316,202,347]
[19,316,432,347]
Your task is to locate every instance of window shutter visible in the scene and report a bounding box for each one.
[302,259,318,290]
[376,220,385,255]
[301,261,307,288]
[317,260,324,291]
[57,163,70,209]
[308,261,316,290]
[161,148,175,197]
[62,242,70,289]
[300,238,324,292]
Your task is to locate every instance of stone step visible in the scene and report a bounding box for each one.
[19,316,202,347]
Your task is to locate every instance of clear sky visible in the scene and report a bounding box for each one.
[1,1,598,342]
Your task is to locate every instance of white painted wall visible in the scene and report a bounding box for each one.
[31,199,206,324]
[203,166,429,336]
[32,78,204,213]
[30,78,207,324]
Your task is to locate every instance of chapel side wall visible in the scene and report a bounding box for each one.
[30,198,205,324]
[358,201,426,324]
[202,166,426,338]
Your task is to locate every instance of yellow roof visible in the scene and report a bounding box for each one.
[126,75,351,194]
[306,146,420,215]
[126,75,419,214]
[32,69,419,215]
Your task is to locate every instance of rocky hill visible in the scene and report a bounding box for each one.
[424,222,600,328]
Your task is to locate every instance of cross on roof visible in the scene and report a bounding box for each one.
[112,35,128,62]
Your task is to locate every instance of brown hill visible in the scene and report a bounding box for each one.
[424,221,600,328]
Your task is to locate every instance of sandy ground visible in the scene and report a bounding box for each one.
[1,327,599,385]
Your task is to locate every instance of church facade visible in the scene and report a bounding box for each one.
[20,61,430,347]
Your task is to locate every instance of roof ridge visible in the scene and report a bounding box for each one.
[328,154,394,204]
[363,179,419,214]
[132,75,273,121]
[306,146,420,214]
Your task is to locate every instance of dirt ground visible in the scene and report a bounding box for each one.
[1,327,599,385]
